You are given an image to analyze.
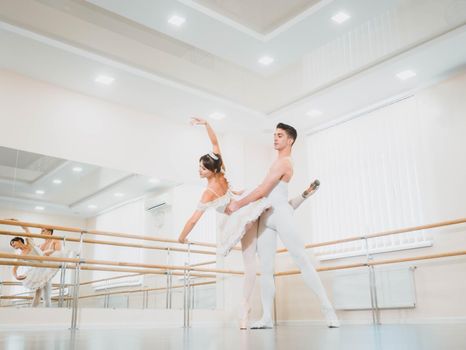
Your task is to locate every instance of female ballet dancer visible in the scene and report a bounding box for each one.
[9,222,63,307]
[178,118,320,328]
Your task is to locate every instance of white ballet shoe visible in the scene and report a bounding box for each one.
[250,319,274,329]
[322,306,340,328]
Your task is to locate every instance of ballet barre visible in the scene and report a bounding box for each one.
[276,217,466,253]
[0,219,230,250]
[0,230,216,256]
[1,216,464,328]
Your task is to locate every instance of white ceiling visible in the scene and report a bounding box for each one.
[0,146,173,218]
[85,0,400,73]
[0,0,465,136]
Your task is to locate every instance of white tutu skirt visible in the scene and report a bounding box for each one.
[22,251,64,290]
[218,197,271,257]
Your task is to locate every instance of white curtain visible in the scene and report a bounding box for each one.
[306,96,431,259]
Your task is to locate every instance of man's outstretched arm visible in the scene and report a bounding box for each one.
[225,160,288,214]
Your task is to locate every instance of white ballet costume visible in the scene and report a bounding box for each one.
[250,181,339,329]
[198,189,272,257]
[196,188,271,327]
[19,240,63,307]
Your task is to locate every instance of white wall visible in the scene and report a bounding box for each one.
[0,70,216,183]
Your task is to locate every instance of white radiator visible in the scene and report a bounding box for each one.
[333,266,416,310]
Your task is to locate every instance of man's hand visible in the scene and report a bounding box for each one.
[16,275,26,281]
[225,200,240,215]
[178,235,187,244]
[190,117,207,126]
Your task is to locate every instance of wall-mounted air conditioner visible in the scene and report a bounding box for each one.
[144,192,171,212]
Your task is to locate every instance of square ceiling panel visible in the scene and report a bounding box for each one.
[193,0,323,34]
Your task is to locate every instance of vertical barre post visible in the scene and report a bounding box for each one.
[70,232,84,330]
[187,243,192,328]
[273,276,278,327]
[364,236,379,325]
[58,237,66,308]
[166,248,170,309]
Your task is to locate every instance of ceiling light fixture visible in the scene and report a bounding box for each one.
[114,193,124,197]
[72,167,83,173]
[332,12,350,24]
[258,56,274,66]
[35,190,45,195]
[95,75,115,85]
[52,179,62,184]
[306,110,323,117]
[88,204,98,209]
[35,206,45,211]
[209,112,226,120]
[396,70,416,81]
[168,15,186,27]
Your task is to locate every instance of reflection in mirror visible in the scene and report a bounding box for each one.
[0,146,222,312]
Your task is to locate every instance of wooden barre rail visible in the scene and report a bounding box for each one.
[0,252,244,275]
[79,281,217,300]
[274,250,466,276]
[0,260,217,279]
[1,250,465,305]
[276,217,466,254]
[1,281,73,287]
[2,249,465,281]
[0,219,229,250]
[0,230,216,256]
[3,217,463,257]
[0,295,72,301]
[0,281,217,305]
[189,260,217,267]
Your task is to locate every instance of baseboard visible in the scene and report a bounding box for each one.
[277,316,466,326]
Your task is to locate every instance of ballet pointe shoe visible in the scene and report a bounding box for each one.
[250,318,274,329]
[239,303,251,330]
[322,306,340,328]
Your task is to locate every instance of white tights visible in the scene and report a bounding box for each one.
[31,281,52,308]
[239,195,307,318]
[240,198,333,324]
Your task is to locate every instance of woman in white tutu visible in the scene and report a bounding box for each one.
[10,225,63,307]
[178,118,320,328]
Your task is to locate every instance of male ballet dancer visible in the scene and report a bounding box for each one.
[226,123,340,329]
[237,180,320,329]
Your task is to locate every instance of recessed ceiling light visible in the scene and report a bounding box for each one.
[72,167,83,173]
[35,190,45,195]
[209,112,226,120]
[258,56,274,66]
[332,12,350,24]
[95,75,115,85]
[306,110,323,117]
[114,192,124,197]
[35,206,45,211]
[168,15,186,26]
[396,70,416,80]
[52,179,62,184]
[149,178,160,184]
[88,204,98,209]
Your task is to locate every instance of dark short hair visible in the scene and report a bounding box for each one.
[10,237,25,247]
[42,228,54,235]
[199,153,223,173]
[276,123,297,145]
